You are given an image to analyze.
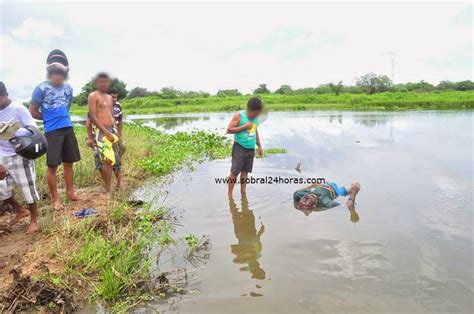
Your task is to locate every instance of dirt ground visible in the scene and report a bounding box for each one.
[0,187,113,311]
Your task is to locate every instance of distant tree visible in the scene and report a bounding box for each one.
[75,77,128,105]
[294,87,318,94]
[356,73,393,94]
[182,91,210,98]
[253,84,271,94]
[436,81,456,91]
[127,87,148,99]
[275,84,293,95]
[160,87,182,99]
[328,81,344,95]
[216,89,242,97]
[453,80,474,91]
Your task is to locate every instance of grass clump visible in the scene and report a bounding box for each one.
[256,147,288,158]
[51,203,167,309]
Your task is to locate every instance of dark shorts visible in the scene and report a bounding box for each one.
[231,142,255,175]
[45,127,81,167]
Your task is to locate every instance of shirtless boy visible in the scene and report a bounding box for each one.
[87,73,120,194]
[86,86,123,190]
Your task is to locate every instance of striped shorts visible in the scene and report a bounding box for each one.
[0,154,39,204]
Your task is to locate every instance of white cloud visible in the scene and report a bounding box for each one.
[11,17,64,44]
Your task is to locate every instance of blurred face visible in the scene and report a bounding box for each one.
[110,93,118,103]
[49,72,66,86]
[247,109,261,119]
[297,195,317,210]
[95,77,111,92]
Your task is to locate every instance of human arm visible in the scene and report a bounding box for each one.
[256,129,263,157]
[0,164,6,180]
[14,105,37,136]
[346,182,360,209]
[85,117,95,147]
[117,117,123,144]
[226,112,252,134]
[87,93,114,141]
[29,86,44,120]
[67,87,73,110]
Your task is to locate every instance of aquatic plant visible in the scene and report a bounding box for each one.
[135,128,231,175]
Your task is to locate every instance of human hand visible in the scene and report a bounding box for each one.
[257,146,264,158]
[105,132,115,142]
[87,138,96,148]
[0,164,6,180]
[351,182,361,192]
[243,122,253,130]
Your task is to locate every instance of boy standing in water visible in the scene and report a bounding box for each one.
[0,82,40,233]
[87,73,121,194]
[29,50,81,210]
[226,97,264,199]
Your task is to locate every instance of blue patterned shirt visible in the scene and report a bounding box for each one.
[31,81,73,132]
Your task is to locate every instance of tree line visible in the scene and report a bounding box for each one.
[73,73,474,105]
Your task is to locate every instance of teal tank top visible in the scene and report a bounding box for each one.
[234,110,259,149]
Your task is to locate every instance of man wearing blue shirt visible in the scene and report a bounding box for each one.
[29,50,81,210]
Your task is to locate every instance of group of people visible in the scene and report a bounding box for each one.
[1,48,360,235]
[226,98,361,211]
[0,49,123,233]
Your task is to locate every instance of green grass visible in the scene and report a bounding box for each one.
[69,91,474,116]
[31,124,233,311]
[51,204,167,309]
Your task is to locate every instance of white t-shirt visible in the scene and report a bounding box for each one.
[0,103,37,156]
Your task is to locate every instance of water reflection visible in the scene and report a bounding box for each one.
[142,116,210,130]
[228,197,266,280]
[296,203,360,223]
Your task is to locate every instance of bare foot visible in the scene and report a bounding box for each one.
[26,221,38,234]
[349,209,360,223]
[9,208,29,226]
[53,200,64,211]
[67,193,82,201]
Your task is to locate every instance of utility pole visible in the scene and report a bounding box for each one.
[382,51,396,83]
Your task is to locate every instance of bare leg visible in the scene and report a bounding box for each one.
[26,203,38,234]
[228,173,237,199]
[47,166,63,210]
[240,171,248,195]
[115,170,123,191]
[345,182,361,209]
[6,196,29,226]
[64,162,80,201]
[102,160,113,194]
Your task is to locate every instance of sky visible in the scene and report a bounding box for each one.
[0,1,472,101]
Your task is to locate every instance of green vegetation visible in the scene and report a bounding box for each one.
[21,124,233,311]
[70,91,474,116]
[134,129,231,175]
[265,148,288,154]
[257,148,288,159]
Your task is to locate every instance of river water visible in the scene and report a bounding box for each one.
[109,111,472,313]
